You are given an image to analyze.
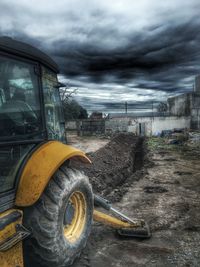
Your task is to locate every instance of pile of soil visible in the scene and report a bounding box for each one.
[74,133,146,202]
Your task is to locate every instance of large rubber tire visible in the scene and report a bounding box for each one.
[23,164,93,267]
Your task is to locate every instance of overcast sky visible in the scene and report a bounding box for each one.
[0,0,200,113]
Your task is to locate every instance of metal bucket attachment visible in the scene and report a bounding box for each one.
[117,223,151,239]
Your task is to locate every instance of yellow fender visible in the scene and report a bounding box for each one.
[15,141,91,207]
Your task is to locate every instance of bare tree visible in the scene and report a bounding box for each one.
[59,82,78,105]
[59,82,88,120]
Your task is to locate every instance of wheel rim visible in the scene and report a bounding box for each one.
[63,191,86,243]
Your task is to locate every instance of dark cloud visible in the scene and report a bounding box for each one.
[54,19,200,87]
[0,0,200,112]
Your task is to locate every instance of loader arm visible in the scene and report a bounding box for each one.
[93,195,151,238]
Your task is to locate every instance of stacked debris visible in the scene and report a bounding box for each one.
[188,131,200,144]
[160,128,200,146]
[160,128,188,145]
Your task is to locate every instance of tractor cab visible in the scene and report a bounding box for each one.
[0,37,65,213]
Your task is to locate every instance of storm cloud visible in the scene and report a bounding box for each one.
[0,0,200,113]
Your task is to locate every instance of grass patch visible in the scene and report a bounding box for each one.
[147,137,184,152]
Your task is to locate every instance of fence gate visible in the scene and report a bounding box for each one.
[80,119,105,135]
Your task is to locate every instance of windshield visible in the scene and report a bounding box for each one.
[0,55,42,140]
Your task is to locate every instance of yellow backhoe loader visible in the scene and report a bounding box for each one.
[0,37,150,267]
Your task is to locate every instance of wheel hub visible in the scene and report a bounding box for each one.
[63,191,87,243]
[64,202,75,226]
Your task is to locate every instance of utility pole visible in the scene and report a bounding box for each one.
[152,101,154,119]
[125,101,128,114]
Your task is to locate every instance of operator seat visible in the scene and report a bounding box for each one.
[0,89,38,136]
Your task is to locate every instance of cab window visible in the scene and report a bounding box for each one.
[0,55,42,139]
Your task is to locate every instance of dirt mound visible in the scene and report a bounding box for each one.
[74,133,145,201]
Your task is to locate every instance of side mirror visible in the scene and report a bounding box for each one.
[54,82,66,89]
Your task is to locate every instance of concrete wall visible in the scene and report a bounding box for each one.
[66,116,191,136]
[65,120,77,130]
[168,93,191,116]
[191,94,200,130]
[105,116,190,136]
[105,118,130,134]
[81,119,105,135]
[66,119,105,135]
[151,116,190,135]
[191,109,200,129]
[168,93,200,129]
[195,75,200,94]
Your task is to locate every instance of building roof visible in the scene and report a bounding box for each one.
[0,37,59,73]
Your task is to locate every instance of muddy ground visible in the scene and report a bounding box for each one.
[70,133,200,267]
[67,133,109,153]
